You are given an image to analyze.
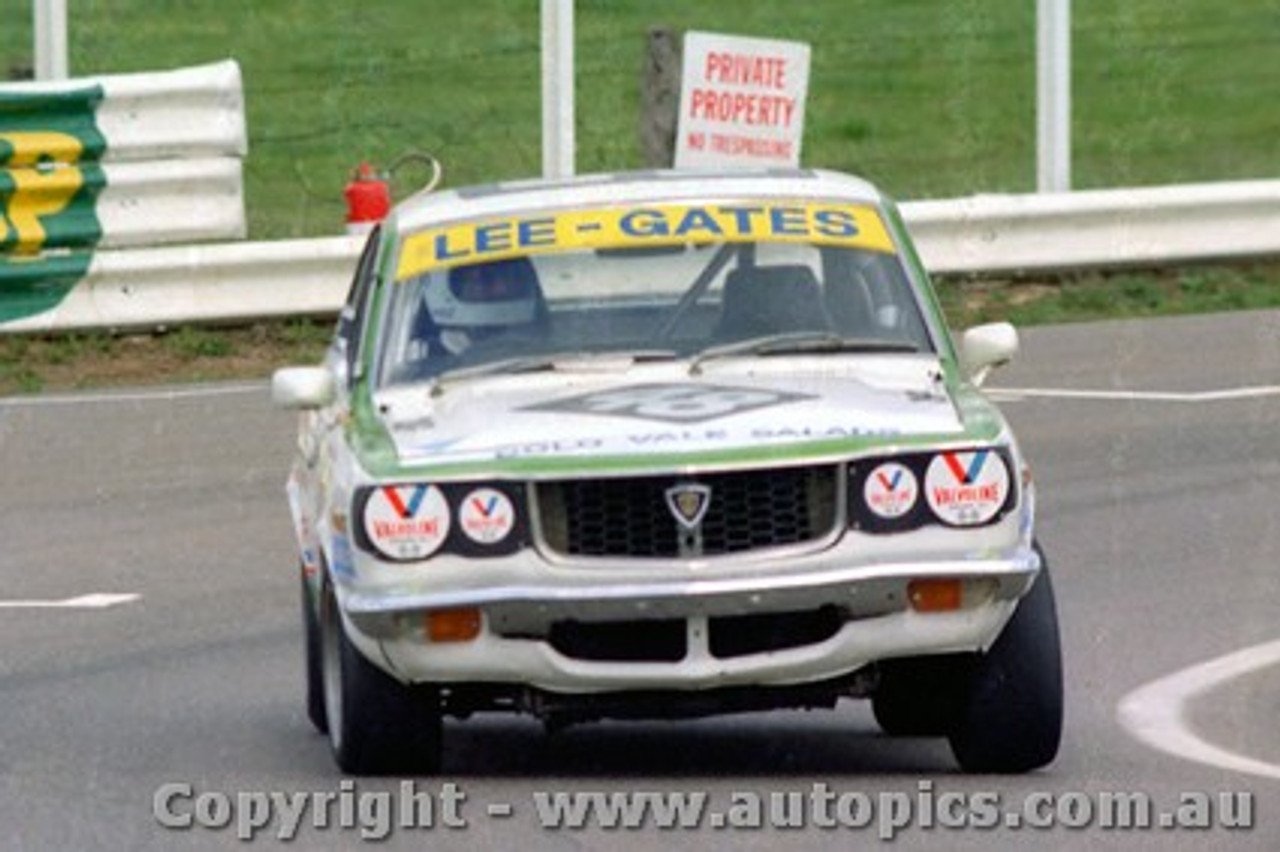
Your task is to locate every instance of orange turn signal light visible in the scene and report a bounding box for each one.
[426,608,482,642]
[908,579,963,613]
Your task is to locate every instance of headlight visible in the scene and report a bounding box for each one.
[922,449,1010,527]
[454,487,519,547]
[355,482,526,561]
[850,448,1015,533]
[362,484,452,560]
[861,460,920,521]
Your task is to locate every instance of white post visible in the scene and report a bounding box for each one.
[540,0,575,179]
[33,0,69,80]
[1036,0,1070,192]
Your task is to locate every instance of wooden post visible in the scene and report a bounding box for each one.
[640,27,681,169]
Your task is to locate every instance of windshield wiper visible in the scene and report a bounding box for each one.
[689,331,920,374]
[431,349,678,392]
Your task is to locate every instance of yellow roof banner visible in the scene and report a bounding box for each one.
[395,201,895,280]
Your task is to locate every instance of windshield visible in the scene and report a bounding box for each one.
[376,202,936,386]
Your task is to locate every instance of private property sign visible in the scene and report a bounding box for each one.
[675,31,811,170]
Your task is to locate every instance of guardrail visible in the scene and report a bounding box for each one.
[6,59,246,162]
[1,61,246,254]
[906,179,1280,274]
[1,177,1278,333]
[0,236,364,333]
[1,60,249,330]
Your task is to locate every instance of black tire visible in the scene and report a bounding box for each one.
[948,547,1064,773]
[872,654,973,737]
[320,576,444,775]
[301,568,328,733]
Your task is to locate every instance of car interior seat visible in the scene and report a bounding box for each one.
[713,264,832,341]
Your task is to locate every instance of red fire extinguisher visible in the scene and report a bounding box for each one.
[343,162,391,234]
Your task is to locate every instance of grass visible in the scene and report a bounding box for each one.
[937,264,1280,329]
[0,319,333,394]
[164,326,233,360]
[2,1,1276,239]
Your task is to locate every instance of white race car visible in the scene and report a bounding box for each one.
[273,168,1062,775]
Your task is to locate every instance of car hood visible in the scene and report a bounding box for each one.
[369,355,993,475]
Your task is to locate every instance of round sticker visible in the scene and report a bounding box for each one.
[458,488,516,545]
[363,484,451,559]
[924,450,1009,526]
[863,462,918,519]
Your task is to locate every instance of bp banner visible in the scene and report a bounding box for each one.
[1,86,108,324]
[1,86,109,255]
[0,61,246,328]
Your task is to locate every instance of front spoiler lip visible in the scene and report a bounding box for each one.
[344,551,1041,637]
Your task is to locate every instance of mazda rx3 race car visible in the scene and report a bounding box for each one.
[273,168,1063,775]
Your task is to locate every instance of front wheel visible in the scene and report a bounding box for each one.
[948,547,1064,773]
[301,568,327,733]
[320,576,444,775]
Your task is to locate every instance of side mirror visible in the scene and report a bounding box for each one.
[960,322,1018,387]
[272,366,336,410]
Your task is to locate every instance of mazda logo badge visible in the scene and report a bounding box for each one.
[665,483,711,530]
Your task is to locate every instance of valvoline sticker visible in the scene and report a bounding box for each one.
[363,484,451,559]
[458,488,516,545]
[863,461,918,519]
[924,450,1009,526]
[396,201,895,280]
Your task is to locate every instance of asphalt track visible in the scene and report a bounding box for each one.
[2,310,1278,850]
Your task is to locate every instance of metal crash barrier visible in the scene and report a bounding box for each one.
[0,60,247,329]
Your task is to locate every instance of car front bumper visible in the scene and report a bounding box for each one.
[338,525,1040,693]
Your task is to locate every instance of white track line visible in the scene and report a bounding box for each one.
[0,382,266,407]
[990,385,1280,403]
[1117,638,1280,781]
[0,593,141,609]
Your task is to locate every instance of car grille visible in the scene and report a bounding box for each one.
[536,465,839,559]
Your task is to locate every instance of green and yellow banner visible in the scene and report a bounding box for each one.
[1,87,107,253]
[1,86,107,323]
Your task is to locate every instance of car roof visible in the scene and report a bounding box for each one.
[392,168,889,234]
